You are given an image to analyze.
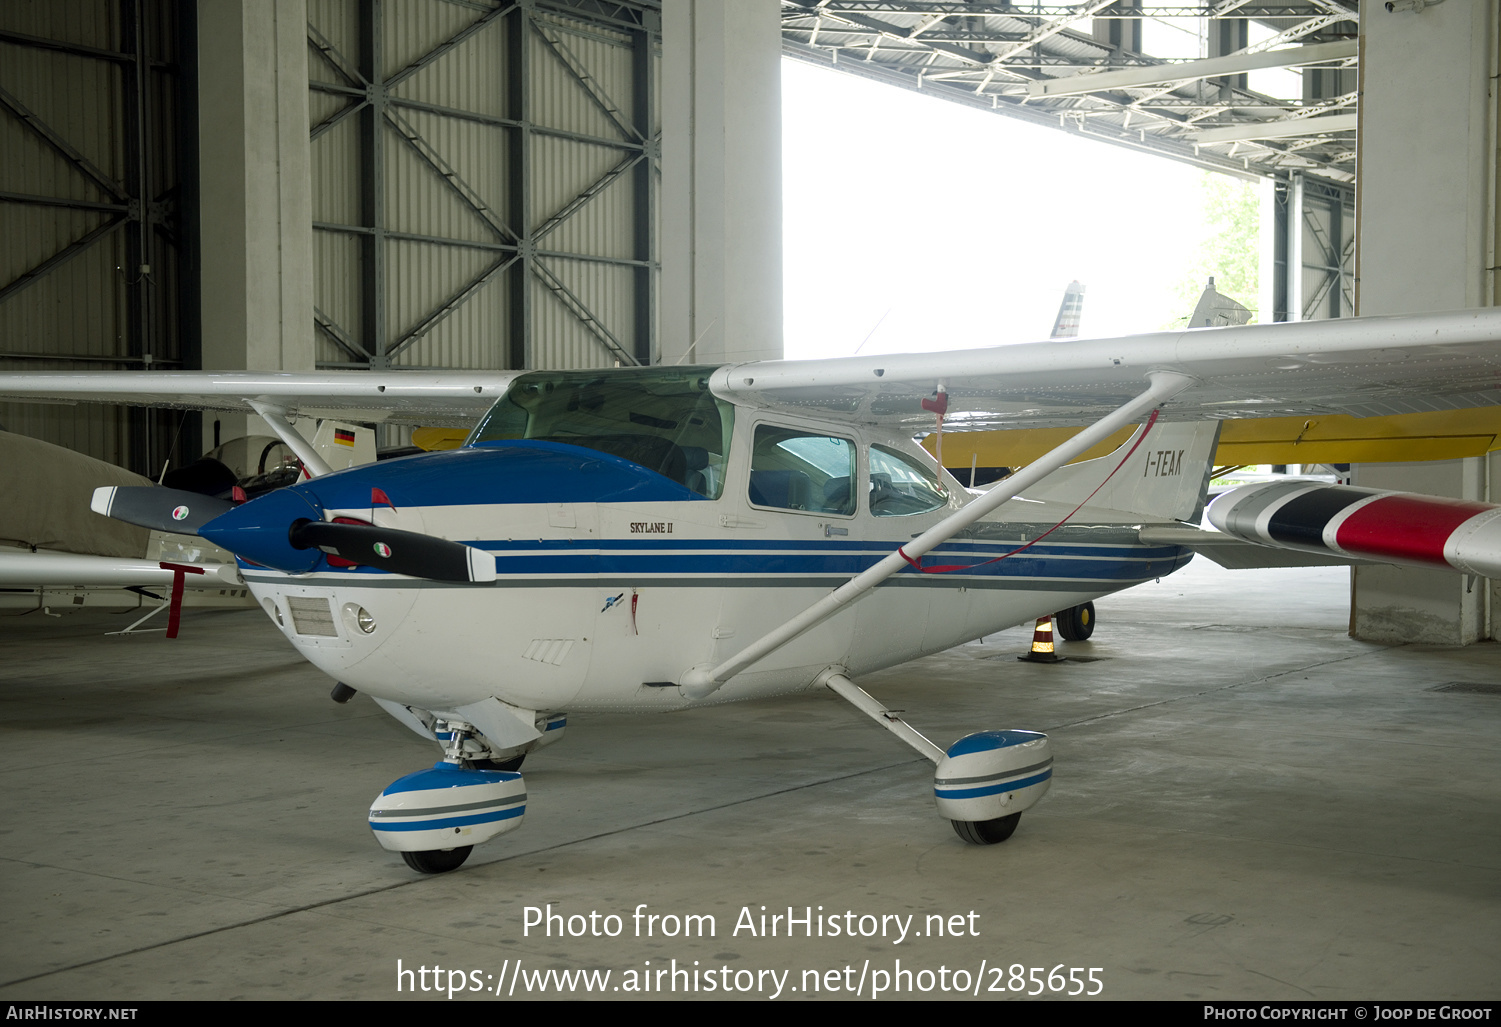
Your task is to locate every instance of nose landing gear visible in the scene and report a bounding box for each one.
[368,719,527,873]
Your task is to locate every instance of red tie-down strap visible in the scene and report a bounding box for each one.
[158,562,206,638]
[898,408,1162,575]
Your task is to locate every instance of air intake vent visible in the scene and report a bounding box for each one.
[287,596,338,636]
[523,639,574,666]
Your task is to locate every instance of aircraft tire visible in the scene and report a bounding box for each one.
[951,813,1021,845]
[1054,601,1095,641]
[401,846,473,874]
[473,755,525,772]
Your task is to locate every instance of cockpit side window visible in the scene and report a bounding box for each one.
[468,367,734,498]
[749,425,856,516]
[869,444,948,517]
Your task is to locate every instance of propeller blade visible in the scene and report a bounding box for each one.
[287,519,496,583]
[91,486,235,535]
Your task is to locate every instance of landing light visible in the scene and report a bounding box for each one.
[344,603,377,634]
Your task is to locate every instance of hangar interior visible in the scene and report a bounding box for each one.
[1,0,1500,1002]
[3,0,1497,642]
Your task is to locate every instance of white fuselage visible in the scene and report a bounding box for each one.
[240,415,1191,714]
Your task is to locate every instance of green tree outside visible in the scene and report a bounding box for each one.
[1167,171,1261,326]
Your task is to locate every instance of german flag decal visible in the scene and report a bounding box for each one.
[334,428,356,447]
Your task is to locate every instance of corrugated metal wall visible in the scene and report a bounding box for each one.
[2,0,658,471]
[0,0,193,473]
[307,0,660,375]
[1274,176,1354,323]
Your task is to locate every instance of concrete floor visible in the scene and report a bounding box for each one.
[1,559,1498,1001]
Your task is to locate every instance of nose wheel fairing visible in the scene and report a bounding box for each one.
[366,713,570,873]
[934,730,1052,842]
[369,762,526,868]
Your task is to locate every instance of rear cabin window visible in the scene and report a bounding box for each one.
[749,426,856,516]
[468,367,734,498]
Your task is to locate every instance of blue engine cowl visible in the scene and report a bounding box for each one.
[199,440,704,574]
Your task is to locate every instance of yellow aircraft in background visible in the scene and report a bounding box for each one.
[934,407,1501,484]
[929,280,1501,482]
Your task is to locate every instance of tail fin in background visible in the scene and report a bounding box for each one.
[1188,277,1252,328]
[1049,281,1086,339]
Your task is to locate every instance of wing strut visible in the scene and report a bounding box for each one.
[247,399,334,478]
[677,370,1196,700]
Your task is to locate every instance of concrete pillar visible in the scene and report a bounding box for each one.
[1348,460,1487,644]
[660,0,783,366]
[197,0,314,377]
[1352,0,1498,643]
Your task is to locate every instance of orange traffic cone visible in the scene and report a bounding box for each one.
[1017,615,1066,663]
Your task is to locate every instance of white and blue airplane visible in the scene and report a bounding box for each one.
[5,307,1501,872]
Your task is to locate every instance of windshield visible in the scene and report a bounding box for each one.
[468,366,734,498]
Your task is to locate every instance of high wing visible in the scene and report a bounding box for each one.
[0,370,521,428]
[709,308,1501,429]
[2,309,1499,433]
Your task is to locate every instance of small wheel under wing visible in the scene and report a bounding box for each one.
[401,846,473,874]
[951,813,1021,845]
[1054,601,1095,641]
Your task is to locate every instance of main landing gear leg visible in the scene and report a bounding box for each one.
[367,719,528,874]
[817,669,1053,845]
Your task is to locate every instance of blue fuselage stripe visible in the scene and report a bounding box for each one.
[465,537,1176,558]
[479,550,1175,581]
[248,551,1190,585]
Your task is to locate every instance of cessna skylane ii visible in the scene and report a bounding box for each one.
[3,307,1501,873]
